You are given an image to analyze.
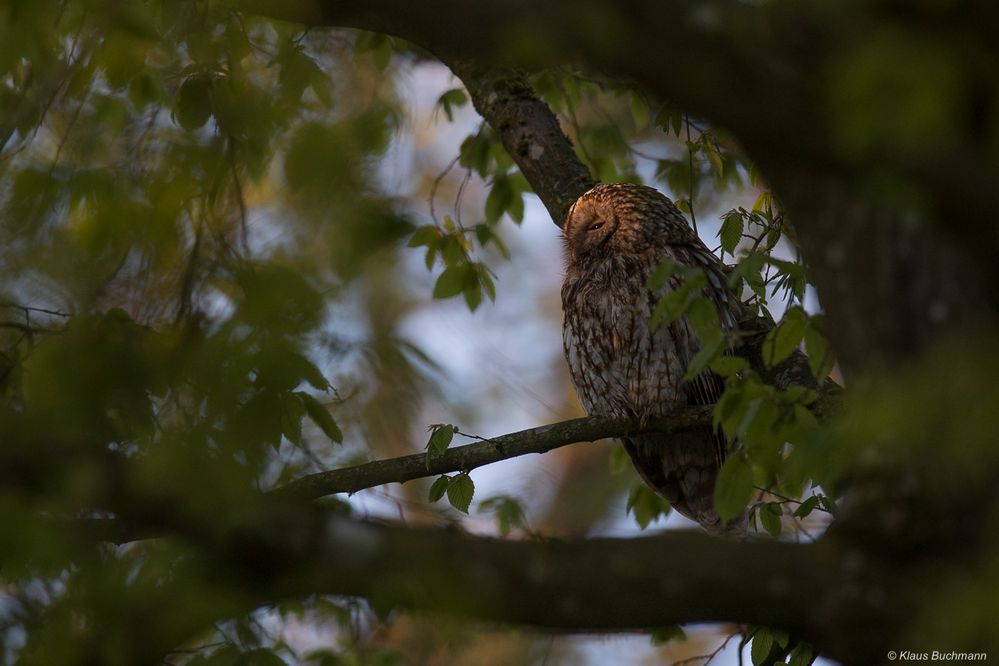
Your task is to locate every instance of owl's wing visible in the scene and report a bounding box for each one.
[678,242,743,465]
[671,320,728,466]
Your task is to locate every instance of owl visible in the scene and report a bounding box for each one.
[561,183,743,532]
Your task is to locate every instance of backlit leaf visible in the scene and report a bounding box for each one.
[751,627,775,665]
[719,211,743,255]
[758,501,783,537]
[626,484,671,529]
[763,307,808,367]
[447,473,474,513]
[429,476,450,503]
[426,424,455,459]
[714,453,754,523]
[298,392,343,444]
[433,266,468,299]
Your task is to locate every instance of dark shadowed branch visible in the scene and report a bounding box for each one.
[89,500,904,666]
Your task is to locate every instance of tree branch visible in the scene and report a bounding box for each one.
[90,502,905,666]
[276,409,711,500]
[71,375,843,546]
[450,64,595,224]
[279,372,840,502]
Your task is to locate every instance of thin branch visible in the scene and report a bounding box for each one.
[0,321,65,335]
[274,409,714,500]
[279,371,842,502]
[670,630,741,666]
[0,302,72,318]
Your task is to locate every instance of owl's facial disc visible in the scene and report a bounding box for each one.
[566,205,618,256]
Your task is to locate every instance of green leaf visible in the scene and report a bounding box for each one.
[751,627,775,666]
[710,355,748,378]
[478,495,527,536]
[804,315,835,381]
[294,355,330,391]
[425,424,455,459]
[728,250,766,292]
[705,141,725,179]
[650,290,688,330]
[685,297,723,345]
[779,385,818,406]
[649,625,686,646]
[480,271,496,302]
[758,501,783,537]
[788,642,814,666]
[473,224,511,259]
[428,475,450,502]
[463,280,482,311]
[463,264,487,311]
[763,307,808,367]
[714,453,754,523]
[645,258,677,292]
[630,94,650,130]
[767,257,807,300]
[433,266,468,299]
[441,235,467,267]
[424,246,438,270]
[609,444,630,475]
[713,383,743,433]
[459,131,493,177]
[818,494,838,514]
[681,337,725,382]
[744,400,780,450]
[485,176,514,224]
[436,87,468,122]
[719,211,744,255]
[793,495,821,519]
[447,473,475,513]
[753,190,773,213]
[298,392,343,443]
[408,225,441,248]
[280,392,306,445]
[174,75,213,130]
[626,484,671,529]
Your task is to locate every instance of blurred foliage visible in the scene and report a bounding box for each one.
[0,1,432,662]
[5,0,982,664]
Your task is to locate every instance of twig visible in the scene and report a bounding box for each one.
[669,629,741,666]
[685,114,698,235]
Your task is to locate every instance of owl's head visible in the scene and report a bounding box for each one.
[563,183,693,260]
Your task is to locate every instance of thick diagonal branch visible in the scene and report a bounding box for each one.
[93,504,902,666]
[451,64,595,224]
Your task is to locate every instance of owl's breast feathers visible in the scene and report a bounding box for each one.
[562,242,744,533]
[562,247,735,417]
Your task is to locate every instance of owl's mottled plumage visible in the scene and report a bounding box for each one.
[561,183,743,531]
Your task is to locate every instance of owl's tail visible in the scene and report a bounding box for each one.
[623,430,748,536]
